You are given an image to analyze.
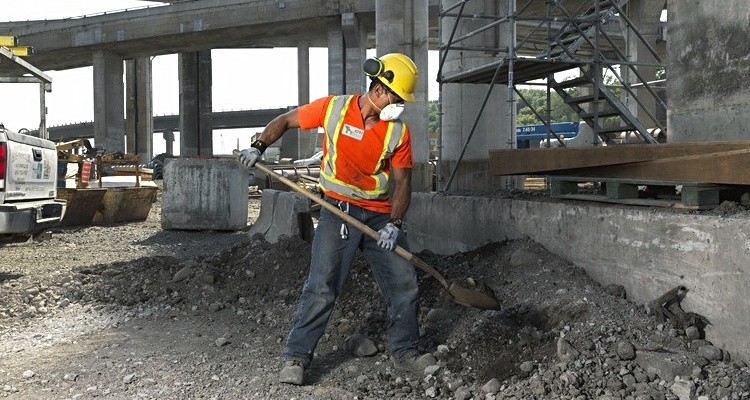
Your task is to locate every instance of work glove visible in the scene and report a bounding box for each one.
[238,147,261,167]
[377,223,400,251]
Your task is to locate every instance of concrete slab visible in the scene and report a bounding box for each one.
[248,189,312,244]
[161,158,248,231]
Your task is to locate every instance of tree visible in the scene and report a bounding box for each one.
[515,88,580,126]
[428,100,440,133]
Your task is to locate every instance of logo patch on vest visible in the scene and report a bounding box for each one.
[342,124,365,140]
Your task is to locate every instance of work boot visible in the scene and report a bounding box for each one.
[391,352,438,374]
[279,360,305,385]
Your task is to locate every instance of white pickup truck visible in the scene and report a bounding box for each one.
[0,124,66,242]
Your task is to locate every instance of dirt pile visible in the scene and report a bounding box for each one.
[0,191,748,399]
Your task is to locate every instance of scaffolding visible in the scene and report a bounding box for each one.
[437,0,667,190]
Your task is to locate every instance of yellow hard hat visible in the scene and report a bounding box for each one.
[363,53,418,102]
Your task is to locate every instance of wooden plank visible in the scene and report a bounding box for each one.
[553,193,700,209]
[555,148,750,185]
[488,141,750,176]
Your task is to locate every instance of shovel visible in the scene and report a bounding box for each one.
[235,151,500,310]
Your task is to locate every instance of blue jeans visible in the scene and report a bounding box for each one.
[282,199,421,367]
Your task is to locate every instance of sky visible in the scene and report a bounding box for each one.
[0,1,440,156]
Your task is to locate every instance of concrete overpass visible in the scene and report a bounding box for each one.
[0,0,440,72]
[42,107,292,141]
[0,0,438,166]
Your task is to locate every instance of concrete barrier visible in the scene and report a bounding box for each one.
[408,192,750,362]
[248,189,312,243]
[161,158,248,231]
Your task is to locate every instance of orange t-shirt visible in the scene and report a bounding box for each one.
[298,95,413,213]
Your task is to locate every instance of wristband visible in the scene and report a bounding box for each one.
[251,139,268,154]
[388,218,403,229]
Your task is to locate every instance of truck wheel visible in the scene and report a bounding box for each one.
[151,159,164,180]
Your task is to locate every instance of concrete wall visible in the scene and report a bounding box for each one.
[408,193,750,362]
[668,0,750,142]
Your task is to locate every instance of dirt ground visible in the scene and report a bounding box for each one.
[0,184,748,400]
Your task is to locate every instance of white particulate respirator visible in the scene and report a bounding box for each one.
[380,103,405,121]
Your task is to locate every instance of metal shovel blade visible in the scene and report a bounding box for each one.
[447,282,501,310]
[405,250,501,310]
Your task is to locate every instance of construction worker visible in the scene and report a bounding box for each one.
[238,52,436,385]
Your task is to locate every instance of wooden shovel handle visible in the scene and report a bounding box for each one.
[245,158,451,290]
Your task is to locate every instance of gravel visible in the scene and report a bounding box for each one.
[0,185,748,399]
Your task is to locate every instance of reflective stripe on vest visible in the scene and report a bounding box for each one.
[318,95,406,200]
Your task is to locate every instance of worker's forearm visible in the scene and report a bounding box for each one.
[256,110,299,146]
[390,170,412,219]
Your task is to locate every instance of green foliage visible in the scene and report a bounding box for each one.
[427,89,580,132]
[428,101,440,133]
[515,88,580,126]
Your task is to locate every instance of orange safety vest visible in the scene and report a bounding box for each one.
[297,95,413,213]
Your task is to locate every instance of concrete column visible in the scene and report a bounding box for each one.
[297,45,320,158]
[327,20,345,95]
[342,13,367,95]
[626,0,666,130]
[163,128,175,156]
[278,46,308,160]
[125,57,154,163]
[178,51,213,157]
[438,0,509,191]
[93,50,125,154]
[375,0,431,192]
[668,0,750,142]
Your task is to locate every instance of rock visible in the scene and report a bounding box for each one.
[424,386,438,398]
[123,373,137,384]
[616,340,636,360]
[670,377,694,400]
[482,378,502,393]
[454,386,472,400]
[634,350,704,382]
[447,378,464,391]
[344,333,378,357]
[172,265,193,282]
[63,373,78,382]
[560,371,580,387]
[557,337,580,362]
[604,284,626,299]
[424,365,441,376]
[520,361,535,373]
[622,373,636,387]
[21,370,34,379]
[685,326,701,340]
[696,345,723,361]
[530,376,546,396]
